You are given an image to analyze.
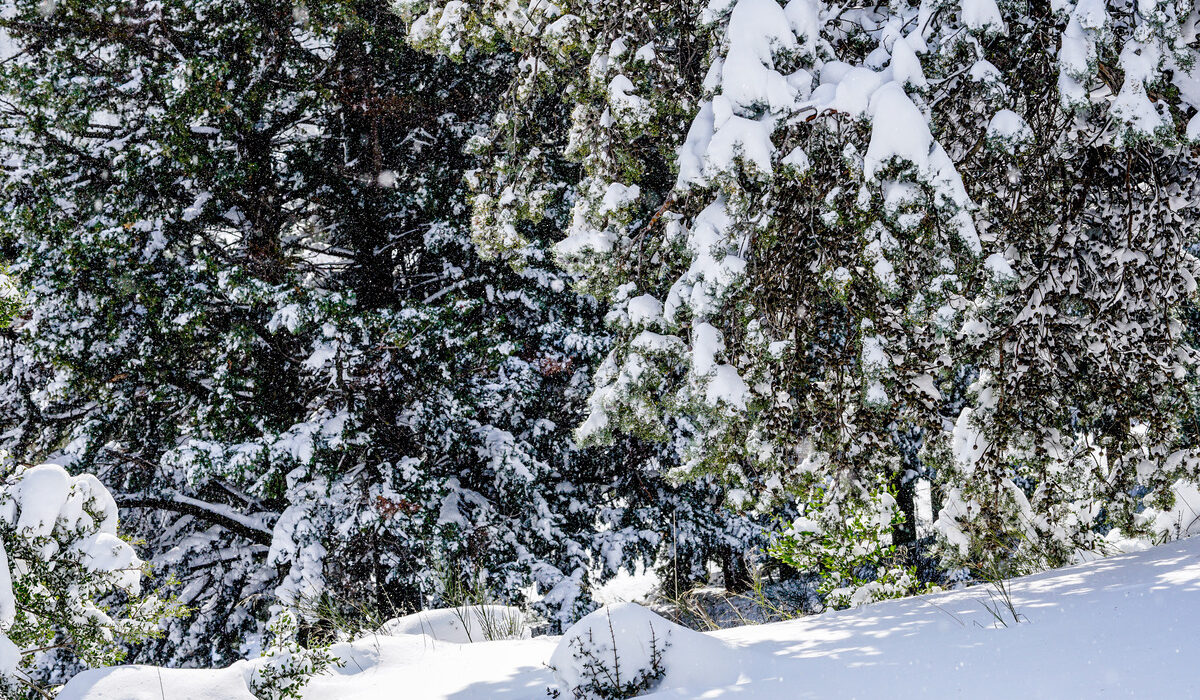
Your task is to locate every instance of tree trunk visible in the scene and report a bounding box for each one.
[720,547,753,594]
[892,469,918,556]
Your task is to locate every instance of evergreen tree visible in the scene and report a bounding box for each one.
[0,0,756,677]
[419,0,1200,602]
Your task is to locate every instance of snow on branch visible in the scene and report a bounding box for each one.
[115,492,273,545]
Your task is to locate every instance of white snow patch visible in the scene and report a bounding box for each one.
[986,109,1033,151]
[961,0,1005,33]
[864,83,932,180]
[626,294,664,328]
[984,252,1017,282]
[707,364,749,409]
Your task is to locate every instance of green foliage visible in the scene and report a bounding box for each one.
[250,612,342,700]
[0,267,17,329]
[769,485,930,609]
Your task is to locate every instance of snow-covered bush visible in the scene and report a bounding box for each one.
[770,485,929,609]
[0,462,170,696]
[551,631,667,700]
[548,603,745,699]
[548,604,672,700]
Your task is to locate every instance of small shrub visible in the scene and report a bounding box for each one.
[250,611,342,700]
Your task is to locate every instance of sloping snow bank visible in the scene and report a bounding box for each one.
[58,635,559,700]
[63,537,1200,699]
[58,666,258,700]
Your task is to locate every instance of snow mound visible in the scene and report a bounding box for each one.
[58,665,257,700]
[548,603,743,698]
[378,605,530,642]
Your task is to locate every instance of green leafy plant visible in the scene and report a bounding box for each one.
[769,487,931,610]
[0,266,18,329]
[250,611,343,700]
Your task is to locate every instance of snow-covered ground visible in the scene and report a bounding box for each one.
[63,536,1200,699]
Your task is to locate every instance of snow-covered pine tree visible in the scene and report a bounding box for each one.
[426,0,1200,602]
[928,0,1200,577]
[0,0,756,677]
[394,0,786,593]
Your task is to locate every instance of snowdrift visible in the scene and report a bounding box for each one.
[62,536,1200,699]
[377,605,530,642]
